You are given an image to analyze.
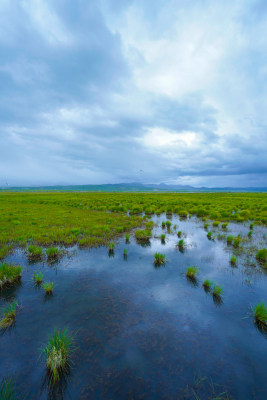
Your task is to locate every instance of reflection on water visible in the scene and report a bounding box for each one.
[0,214,267,399]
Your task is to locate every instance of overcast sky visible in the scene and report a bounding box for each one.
[1,0,267,187]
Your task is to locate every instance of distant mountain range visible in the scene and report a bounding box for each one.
[1,182,267,192]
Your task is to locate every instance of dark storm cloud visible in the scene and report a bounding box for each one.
[0,0,266,187]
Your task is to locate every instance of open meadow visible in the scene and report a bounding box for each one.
[0,191,267,399]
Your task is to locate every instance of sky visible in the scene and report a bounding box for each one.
[0,0,267,188]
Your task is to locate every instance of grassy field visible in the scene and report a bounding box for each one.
[0,191,266,249]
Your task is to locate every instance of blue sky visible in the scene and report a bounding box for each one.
[0,0,267,187]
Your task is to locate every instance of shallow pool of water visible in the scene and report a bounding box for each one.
[1,215,267,399]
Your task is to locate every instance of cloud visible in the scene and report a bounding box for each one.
[0,0,266,187]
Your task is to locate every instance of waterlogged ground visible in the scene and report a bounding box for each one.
[1,215,267,399]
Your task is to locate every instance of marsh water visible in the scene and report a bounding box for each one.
[1,215,267,399]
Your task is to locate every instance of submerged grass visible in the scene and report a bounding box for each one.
[41,329,75,384]
[0,263,22,289]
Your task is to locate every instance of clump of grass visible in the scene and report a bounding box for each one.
[41,329,75,383]
[186,266,198,279]
[123,249,127,259]
[248,230,253,238]
[108,242,115,253]
[166,221,172,230]
[135,229,151,241]
[212,221,220,227]
[34,271,44,284]
[0,378,16,399]
[233,236,242,248]
[0,263,22,289]
[28,245,43,260]
[207,231,213,240]
[254,302,267,326]
[154,253,166,265]
[226,235,234,245]
[0,301,19,329]
[162,221,166,229]
[173,224,177,230]
[230,255,237,265]
[177,231,182,238]
[203,279,212,289]
[212,284,223,298]
[178,239,184,248]
[204,223,209,229]
[160,234,166,243]
[222,223,228,229]
[0,246,10,260]
[46,247,60,260]
[125,234,130,243]
[43,282,54,295]
[250,223,254,230]
[256,248,267,264]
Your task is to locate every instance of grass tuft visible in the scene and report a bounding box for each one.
[254,302,267,326]
[0,378,16,399]
[41,329,75,384]
[160,234,166,243]
[256,248,267,264]
[34,271,44,284]
[46,247,60,260]
[230,255,237,265]
[186,266,198,279]
[125,234,130,243]
[203,279,212,289]
[154,253,166,265]
[43,282,54,294]
[212,284,223,298]
[0,301,19,329]
[28,245,42,260]
[0,263,22,289]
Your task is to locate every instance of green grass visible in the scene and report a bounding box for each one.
[221,223,228,229]
[226,235,234,245]
[123,249,127,256]
[160,234,166,242]
[162,222,166,229]
[43,282,54,294]
[0,192,265,249]
[46,247,61,260]
[0,301,19,329]
[41,329,75,383]
[204,223,209,229]
[135,229,151,241]
[233,236,242,248]
[0,263,22,288]
[166,221,171,230]
[248,230,253,238]
[34,271,44,284]
[256,248,267,263]
[230,255,237,265]
[177,231,182,238]
[212,284,223,298]
[207,231,213,240]
[0,246,10,260]
[186,266,198,278]
[108,242,115,251]
[0,378,16,400]
[213,221,220,227]
[250,223,254,230]
[28,245,43,259]
[178,239,184,248]
[203,279,212,289]
[154,253,166,265]
[254,302,267,325]
[125,234,130,243]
